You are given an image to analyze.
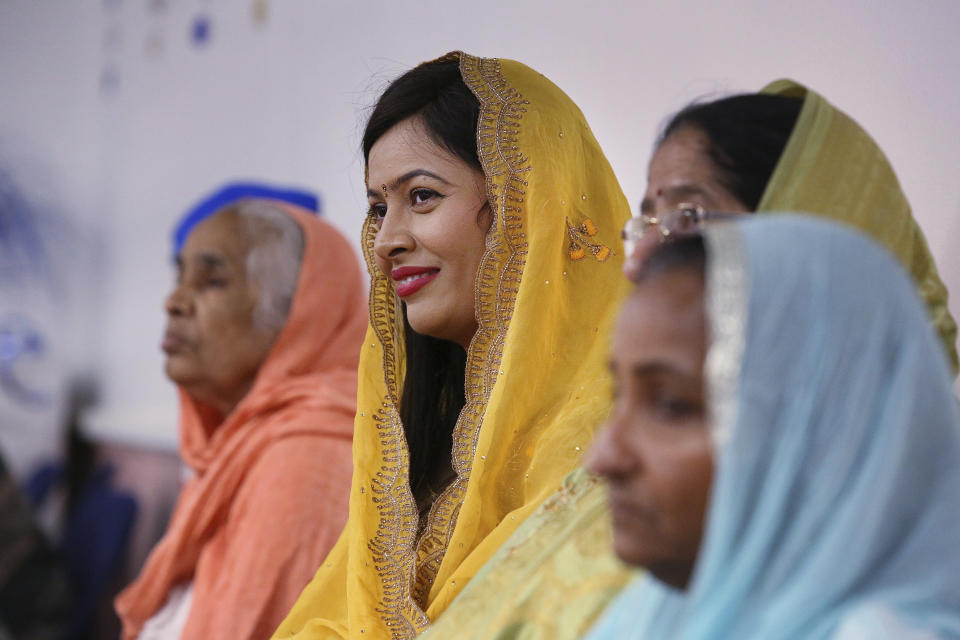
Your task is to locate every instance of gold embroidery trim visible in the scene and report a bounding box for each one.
[360,212,426,637]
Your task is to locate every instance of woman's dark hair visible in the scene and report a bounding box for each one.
[363,58,481,499]
[659,94,803,211]
[635,235,707,284]
[363,58,481,171]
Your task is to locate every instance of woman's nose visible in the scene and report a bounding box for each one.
[585,411,634,478]
[623,232,661,281]
[373,209,415,262]
[165,286,193,317]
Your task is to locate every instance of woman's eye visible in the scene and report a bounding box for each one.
[675,214,698,231]
[656,399,697,420]
[652,395,700,420]
[367,203,387,220]
[201,278,227,289]
[411,188,440,206]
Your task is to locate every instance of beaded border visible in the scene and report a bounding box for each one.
[360,208,427,636]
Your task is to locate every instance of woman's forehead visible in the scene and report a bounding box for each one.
[181,211,250,266]
[366,118,474,187]
[614,272,707,372]
[648,130,716,187]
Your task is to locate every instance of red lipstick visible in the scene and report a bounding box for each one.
[392,266,440,298]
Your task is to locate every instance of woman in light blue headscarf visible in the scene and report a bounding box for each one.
[586,215,960,639]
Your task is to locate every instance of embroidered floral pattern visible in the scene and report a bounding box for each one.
[566,217,613,262]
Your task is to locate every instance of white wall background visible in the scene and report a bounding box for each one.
[2,0,959,454]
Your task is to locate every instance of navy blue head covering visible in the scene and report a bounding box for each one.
[173,182,321,256]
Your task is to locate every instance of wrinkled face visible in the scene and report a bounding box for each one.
[641,125,751,218]
[367,117,490,350]
[586,269,713,590]
[162,211,278,416]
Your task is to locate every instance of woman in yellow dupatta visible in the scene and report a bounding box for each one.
[272,52,631,640]
[418,79,958,640]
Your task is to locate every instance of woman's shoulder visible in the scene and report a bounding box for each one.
[233,434,352,513]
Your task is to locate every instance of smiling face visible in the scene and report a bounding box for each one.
[162,211,280,417]
[641,126,751,219]
[367,116,490,349]
[585,268,713,590]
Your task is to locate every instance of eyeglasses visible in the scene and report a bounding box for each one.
[621,203,744,257]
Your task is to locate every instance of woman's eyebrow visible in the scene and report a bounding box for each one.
[193,253,228,270]
[367,169,451,198]
[631,361,697,381]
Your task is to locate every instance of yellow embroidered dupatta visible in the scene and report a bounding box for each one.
[272,52,631,640]
[758,79,958,372]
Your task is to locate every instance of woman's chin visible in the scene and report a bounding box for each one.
[164,355,198,386]
[406,312,477,348]
[406,316,450,342]
[612,534,648,568]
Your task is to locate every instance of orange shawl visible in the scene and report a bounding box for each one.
[115,203,367,640]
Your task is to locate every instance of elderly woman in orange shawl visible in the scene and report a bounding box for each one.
[114,191,367,640]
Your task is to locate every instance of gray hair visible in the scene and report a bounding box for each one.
[231,199,305,333]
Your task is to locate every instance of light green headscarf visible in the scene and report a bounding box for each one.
[759,79,957,372]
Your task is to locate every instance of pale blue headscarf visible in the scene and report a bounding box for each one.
[586,215,960,639]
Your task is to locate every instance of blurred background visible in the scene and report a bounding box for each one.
[2,0,958,637]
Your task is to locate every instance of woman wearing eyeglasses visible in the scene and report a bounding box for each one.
[624,80,957,371]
